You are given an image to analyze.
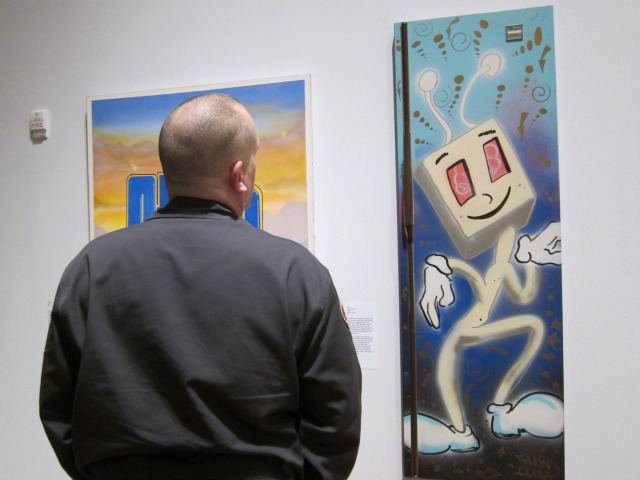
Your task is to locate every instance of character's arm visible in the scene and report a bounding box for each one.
[447,258,486,295]
[297,278,361,480]
[39,256,89,480]
[503,261,539,304]
[504,222,561,303]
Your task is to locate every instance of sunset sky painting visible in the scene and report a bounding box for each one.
[88,77,312,248]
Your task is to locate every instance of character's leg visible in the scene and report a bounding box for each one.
[437,329,467,433]
[479,315,553,439]
[411,325,479,454]
[489,315,545,404]
[450,315,545,405]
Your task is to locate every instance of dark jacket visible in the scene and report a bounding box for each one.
[40,197,362,479]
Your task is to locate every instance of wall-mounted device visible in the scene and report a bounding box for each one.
[30,110,49,143]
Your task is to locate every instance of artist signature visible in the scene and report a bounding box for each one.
[514,454,561,480]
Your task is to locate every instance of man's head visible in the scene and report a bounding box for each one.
[159,93,259,215]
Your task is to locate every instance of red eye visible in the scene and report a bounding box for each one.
[484,138,510,182]
[447,160,475,205]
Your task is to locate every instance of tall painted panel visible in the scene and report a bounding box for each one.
[394,7,564,478]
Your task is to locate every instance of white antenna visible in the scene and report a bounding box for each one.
[418,70,453,146]
[460,53,502,129]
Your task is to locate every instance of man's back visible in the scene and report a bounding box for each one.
[40,197,361,479]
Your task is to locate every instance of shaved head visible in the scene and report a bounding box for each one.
[158,94,257,188]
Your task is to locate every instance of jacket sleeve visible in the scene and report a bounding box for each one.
[297,278,362,480]
[39,255,89,480]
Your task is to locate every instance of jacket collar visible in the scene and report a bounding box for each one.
[149,197,238,219]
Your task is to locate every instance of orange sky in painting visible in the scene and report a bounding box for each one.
[254,120,307,213]
[91,114,307,236]
[92,132,161,235]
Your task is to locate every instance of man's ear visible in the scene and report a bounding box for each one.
[229,160,248,193]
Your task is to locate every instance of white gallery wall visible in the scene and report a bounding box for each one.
[1,1,638,478]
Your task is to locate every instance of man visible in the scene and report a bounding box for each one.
[40,94,362,480]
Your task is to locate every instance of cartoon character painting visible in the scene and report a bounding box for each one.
[394,7,564,479]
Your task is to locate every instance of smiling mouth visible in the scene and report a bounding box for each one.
[467,187,511,220]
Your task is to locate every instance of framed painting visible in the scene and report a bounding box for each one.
[87,75,314,250]
[394,7,564,479]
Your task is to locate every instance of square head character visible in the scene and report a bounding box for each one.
[414,118,535,259]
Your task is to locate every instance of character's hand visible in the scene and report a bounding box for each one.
[419,255,455,329]
[515,221,561,266]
